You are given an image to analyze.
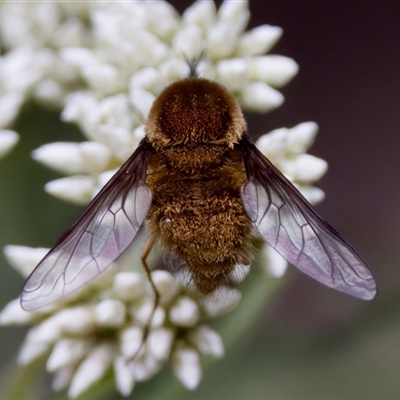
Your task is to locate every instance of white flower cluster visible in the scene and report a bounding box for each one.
[257,121,327,205]
[0,0,298,205]
[1,245,233,397]
[0,0,327,398]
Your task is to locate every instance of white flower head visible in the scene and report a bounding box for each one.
[256,121,326,205]
[0,0,301,206]
[0,1,327,398]
[2,250,227,398]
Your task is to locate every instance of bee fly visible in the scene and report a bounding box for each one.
[20,67,377,312]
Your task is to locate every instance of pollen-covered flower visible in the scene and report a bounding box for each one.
[0,0,327,398]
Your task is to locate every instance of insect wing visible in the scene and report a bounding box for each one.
[21,141,152,311]
[241,138,377,300]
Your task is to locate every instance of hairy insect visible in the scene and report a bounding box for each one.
[20,71,377,311]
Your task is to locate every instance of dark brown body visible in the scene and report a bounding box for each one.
[146,146,253,293]
[144,78,253,293]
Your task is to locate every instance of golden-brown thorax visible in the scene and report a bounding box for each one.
[145,78,246,150]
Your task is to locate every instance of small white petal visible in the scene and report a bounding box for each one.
[52,17,88,48]
[47,338,91,372]
[183,1,216,29]
[287,122,319,154]
[202,287,241,317]
[146,1,179,39]
[52,365,74,392]
[129,86,155,120]
[172,24,204,61]
[25,317,62,343]
[61,92,99,139]
[238,82,284,112]
[91,9,132,47]
[119,326,143,359]
[150,307,167,328]
[256,127,289,159]
[281,154,328,183]
[68,343,115,398]
[172,343,201,390]
[130,299,165,328]
[159,57,190,84]
[79,141,112,172]
[129,67,163,93]
[114,356,135,397]
[147,327,174,361]
[113,272,145,301]
[32,142,83,174]
[33,141,111,174]
[60,47,98,69]
[18,315,64,364]
[207,22,237,60]
[40,49,78,85]
[262,245,288,278]
[194,59,216,80]
[96,94,136,131]
[133,31,169,67]
[0,93,24,128]
[297,185,325,205]
[150,270,179,305]
[57,306,96,335]
[95,299,126,327]
[1,48,41,92]
[0,130,19,157]
[45,175,96,205]
[134,353,160,382]
[169,296,200,327]
[18,339,51,365]
[218,0,249,34]
[31,3,60,36]
[235,25,283,56]
[189,325,224,358]
[97,169,117,188]
[0,13,27,48]
[33,79,65,105]
[249,56,299,87]
[3,245,48,277]
[215,58,249,90]
[0,298,33,325]
[82,63,120,95]
[95,125,133,161]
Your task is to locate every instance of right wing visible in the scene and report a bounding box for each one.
[241,136,377,300]
[21,139,153,311]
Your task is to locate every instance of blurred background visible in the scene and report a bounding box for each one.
[1,1,400,399]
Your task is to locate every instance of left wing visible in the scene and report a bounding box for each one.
[240,136,377,300]
[21,140,153,310]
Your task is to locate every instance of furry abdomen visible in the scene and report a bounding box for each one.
[146,147,253,294]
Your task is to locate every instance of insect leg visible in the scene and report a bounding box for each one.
[129,235,160,360]
[141,235,160,314]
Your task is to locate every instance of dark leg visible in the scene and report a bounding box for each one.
[128,235,159,360]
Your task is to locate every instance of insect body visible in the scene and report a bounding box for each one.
[21,75,377,311]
